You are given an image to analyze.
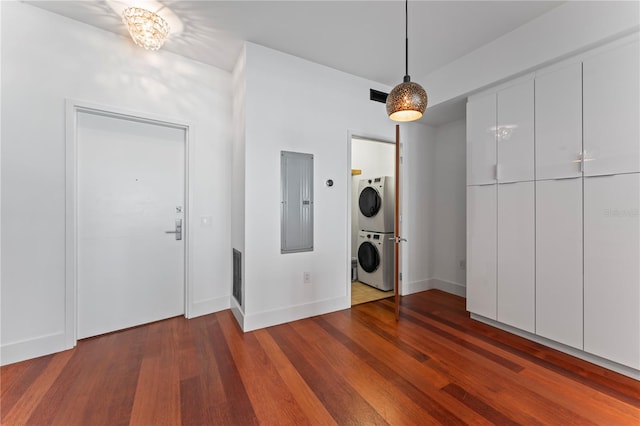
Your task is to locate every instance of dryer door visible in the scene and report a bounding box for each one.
[358,241,380,273]
[359,187,382,217]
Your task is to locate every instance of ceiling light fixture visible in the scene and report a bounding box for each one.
[122,6,170,51]
[386,0,427,122]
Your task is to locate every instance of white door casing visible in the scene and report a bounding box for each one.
[66,100,191,345]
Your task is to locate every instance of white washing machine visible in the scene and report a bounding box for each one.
[358,176,394,233]
[357,231,394,291]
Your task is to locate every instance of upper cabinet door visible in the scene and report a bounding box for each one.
[497,80,535,183]
[467,94,497,185]
[535,63,583,180]
[583,40,640,176]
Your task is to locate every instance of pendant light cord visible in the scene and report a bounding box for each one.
[404,0,409,81]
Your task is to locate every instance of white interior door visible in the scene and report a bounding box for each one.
[77,111,185,339]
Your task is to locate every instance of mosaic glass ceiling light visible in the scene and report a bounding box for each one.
[122,6,170,51]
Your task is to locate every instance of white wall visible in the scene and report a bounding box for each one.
[350,138,395,257]
[230,46,246,319]
[237,42,405,330]
[1,2,232,364]
[429,119,467,296]
[422,1,640,108]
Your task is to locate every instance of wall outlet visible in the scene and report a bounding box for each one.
[303,272,312,284]
[459,259,466,270]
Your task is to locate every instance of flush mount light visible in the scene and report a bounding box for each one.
[386,0,428,122]
[122,6,170,51]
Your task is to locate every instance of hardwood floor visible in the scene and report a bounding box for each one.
[2,290,639,425]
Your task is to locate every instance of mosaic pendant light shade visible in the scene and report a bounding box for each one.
[386,77,428,122]
[386,0,427,122]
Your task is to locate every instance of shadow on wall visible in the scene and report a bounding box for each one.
[48,1,233,118]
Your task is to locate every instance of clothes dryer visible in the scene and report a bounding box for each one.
[357,231,394,291]
[358,176,394,233]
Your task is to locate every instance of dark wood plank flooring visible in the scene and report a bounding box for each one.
[2,290,639,425]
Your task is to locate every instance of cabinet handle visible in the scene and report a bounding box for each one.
[495,164,501,181]
[579,151,584,173]
[553,176,581,181]
[585,174,617,179]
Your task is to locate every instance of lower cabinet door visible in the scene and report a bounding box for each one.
[497,181,535,332]
[467,184,497,319]
[584,173,640,369]
[536,178,583,349]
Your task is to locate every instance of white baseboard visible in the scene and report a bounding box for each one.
[428,278,466,298]
[402,278,466,297]
[471,313,640,380]
[243,296,350,332]
[402,279,431,295]
[230,298,245,329]
[2,296,231,366]
[188,295,230,319]
[1,332,70,366]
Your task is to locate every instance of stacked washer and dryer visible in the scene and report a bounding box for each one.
[356,176,394,291]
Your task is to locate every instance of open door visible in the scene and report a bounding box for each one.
[393,125,404,320]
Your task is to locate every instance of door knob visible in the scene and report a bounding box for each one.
[389,236,407,243]
[165,219,182,240]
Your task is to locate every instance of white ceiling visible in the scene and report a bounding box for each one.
[26,0,564,125]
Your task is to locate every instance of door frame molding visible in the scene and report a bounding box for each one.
[65,99,192,348]
[347,130,404,305]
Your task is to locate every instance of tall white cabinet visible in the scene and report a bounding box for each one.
[535,62,584,350]
[466,78,536,333]
[466,36,640,373]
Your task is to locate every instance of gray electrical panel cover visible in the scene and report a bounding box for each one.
[281,151,314,253]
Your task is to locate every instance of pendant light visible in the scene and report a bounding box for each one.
[386,0,427,122]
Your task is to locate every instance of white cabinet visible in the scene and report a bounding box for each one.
[466,185,497,320]
[497,80,534,183]
[583,40,640,176]
[535,63,583,180]
[497,181,535,333]
[467,94,497,185]
[466,36,640,374]
[536,178,583,349]
[584,173,640,369]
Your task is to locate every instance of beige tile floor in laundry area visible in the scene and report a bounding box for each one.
[351,281,393,306]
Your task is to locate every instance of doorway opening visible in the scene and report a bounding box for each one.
[350,136,396,306]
